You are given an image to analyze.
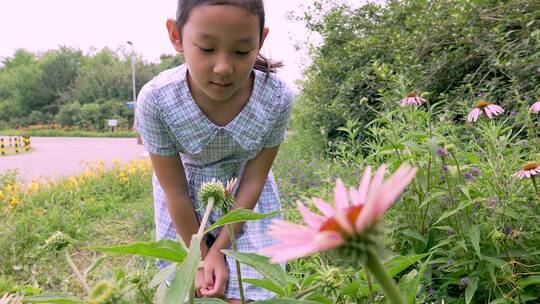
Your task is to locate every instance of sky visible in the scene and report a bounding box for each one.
[0,0,336,89]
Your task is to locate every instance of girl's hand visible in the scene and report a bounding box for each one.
[200,249,228,297]
[194,268,206,297]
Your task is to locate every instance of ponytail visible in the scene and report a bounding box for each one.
[254,53,283,74]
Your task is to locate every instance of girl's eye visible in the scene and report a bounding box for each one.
[236,51,251,56]
[199,47,214,53]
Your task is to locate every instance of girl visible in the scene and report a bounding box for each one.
[135,0,294,302]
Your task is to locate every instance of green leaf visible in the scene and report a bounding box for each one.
[222,250,287,290]
[394,254,431,304]
[254,299,321,304]
[91,240,187,263]
[518,275,540,288]
[468,225,482,260]
[400,229,426,246]
[483,256,506,268]
[195,299,228,303]
[397,269,418,303]
[205,208,279,234]
[165,235,201,304]
[433,200,472,226]
[385,253,430,277]
[83,255,106,277]
[23,293,82,303]
[243,278,287,296]
[465,276,479,304]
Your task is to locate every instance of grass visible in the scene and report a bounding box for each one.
[0,160,156,297]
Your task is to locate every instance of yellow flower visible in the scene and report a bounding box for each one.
[113,159,121,165]
[29,180,39,192]
[9,197,19,207]
[67,176,79,188]
[5,184,13,194]
[0,191,4,201]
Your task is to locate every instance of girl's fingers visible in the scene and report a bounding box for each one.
[204,266,214,289]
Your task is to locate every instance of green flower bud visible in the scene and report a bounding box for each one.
[221,195,236,212]
[88,280,120,304]
[444,144,455,152]
[328,225,380,267]
[198,178,225,209]
[321,266,344,289]
[491,230,505,242]
[44,231,73,253]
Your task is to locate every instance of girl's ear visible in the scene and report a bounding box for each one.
[166,18,183,53]
[259,26,269,50]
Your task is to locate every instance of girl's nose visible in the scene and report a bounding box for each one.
[213,54,233,76]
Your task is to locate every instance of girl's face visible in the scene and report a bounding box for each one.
[168,5,268,105]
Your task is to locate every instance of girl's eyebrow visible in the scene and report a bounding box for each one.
[197,33,255,44]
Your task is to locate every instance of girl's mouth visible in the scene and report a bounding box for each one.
[211,81,232,87]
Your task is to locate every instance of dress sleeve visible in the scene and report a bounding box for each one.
[263,86,295,148]
[135,83,179,156]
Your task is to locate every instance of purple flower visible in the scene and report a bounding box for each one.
[437,147,449,158]
[475,92,484,97]
[429,288,436,296]
[464,172,474,181]
[503,226,512,235]
[470,166,480,176]
[487,198,499,207]
[509,111,518,117]
[524,95,531,101]
[536,67,540,73]
[442,165,448,172]
[460,277,469,286]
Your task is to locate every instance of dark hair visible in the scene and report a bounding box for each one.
[175,0,283,73]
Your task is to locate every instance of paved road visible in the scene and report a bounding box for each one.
[0,137,147,183]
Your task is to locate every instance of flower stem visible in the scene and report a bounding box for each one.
[226,223,245,303]
[363,248,405,304]
[291,283,324,299]
[64,249,90,293]
[189,283,195,304]
[197,197,215,239]
[532,177,540,205]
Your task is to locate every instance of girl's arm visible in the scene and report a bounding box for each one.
[209,146,280,252]
[149,153,209,256]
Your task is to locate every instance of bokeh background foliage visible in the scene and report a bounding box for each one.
[298,0,540,142]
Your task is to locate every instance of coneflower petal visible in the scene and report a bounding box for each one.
[313,198,334,217]
[297,202,324,229]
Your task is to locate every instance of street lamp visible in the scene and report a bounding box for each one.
[126,41,136,104]
[127,41,143,145]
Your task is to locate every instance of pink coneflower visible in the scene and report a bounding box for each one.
[467,101,504,122]
[514,162,540,204]
[513,162,540,179]
[400,92,425,107]
[261,163,417,263]
[529,96,540,113]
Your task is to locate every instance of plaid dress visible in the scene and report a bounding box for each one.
[135,64,294,301]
